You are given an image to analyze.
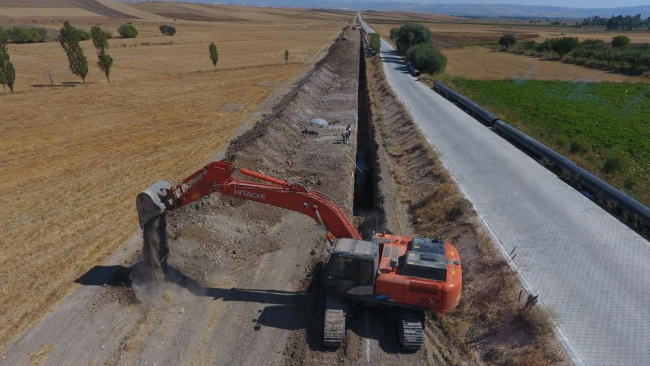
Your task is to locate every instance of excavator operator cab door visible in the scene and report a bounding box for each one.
[324,239,379,297]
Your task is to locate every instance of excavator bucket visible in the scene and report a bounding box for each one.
[136,180,173,229]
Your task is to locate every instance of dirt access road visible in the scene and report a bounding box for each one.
[0,26,363,366]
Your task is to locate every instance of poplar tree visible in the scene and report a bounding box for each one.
[0,43,16,92]
[91,25,113,82]
[209,42,219,69]
[59,21,88,83]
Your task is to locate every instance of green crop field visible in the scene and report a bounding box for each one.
[443,78,650,206]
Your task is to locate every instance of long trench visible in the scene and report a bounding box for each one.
[353,34,385,240]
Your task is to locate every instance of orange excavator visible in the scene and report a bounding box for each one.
[137,161,462,349]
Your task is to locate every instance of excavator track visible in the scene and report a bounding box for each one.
[323,294,345,348]
[399,310,424,350]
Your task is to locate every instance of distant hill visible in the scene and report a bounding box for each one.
[120,0,650,19]
[409,4,650,19]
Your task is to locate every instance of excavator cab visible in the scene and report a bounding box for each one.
[324,239,378,297]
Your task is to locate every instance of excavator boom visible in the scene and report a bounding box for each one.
[137,161,361,241]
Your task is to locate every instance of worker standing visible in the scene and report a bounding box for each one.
[342,124,353,144]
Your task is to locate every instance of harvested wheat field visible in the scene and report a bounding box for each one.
[444,47,650,82]
[0,2,349,352]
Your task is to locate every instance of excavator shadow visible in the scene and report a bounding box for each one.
[347,307,414,354]
[76,264,415,350]
[75,264,132,287]
[76,264,308,331]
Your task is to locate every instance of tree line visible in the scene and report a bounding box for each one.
[0,23,141,45]
[0,26,49,44]
[504,33,650,75]
[0,20,293,94]
[3,21,299,94]
[581,14,650,31]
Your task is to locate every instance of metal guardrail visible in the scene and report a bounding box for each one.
[433,81,650,231]
[434,82,499,127]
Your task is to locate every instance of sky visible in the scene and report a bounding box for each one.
[363,0,649,8]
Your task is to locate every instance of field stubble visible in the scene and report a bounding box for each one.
[443,47,650,83]
[0,5,348,351]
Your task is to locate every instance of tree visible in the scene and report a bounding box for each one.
[159,25,176,36]
[405,43,447,74]
[284,49,289,64]
[96,53,113,81]
[389,27,399,41]
[0,28,8,44]
[118,24,138,38]
[59,21,88,83]
[91,25,113,82]
[209,42,218,69]
[391,23,433,54]
[536,36,579,56]
[499,34,517,49]
[612,35,630,48]
[0,43,16,92]
[523,40,537,50]
[75,28,91,41]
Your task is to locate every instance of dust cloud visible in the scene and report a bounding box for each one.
[130,215,203,307]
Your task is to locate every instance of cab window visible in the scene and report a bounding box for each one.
[327,256,356,294]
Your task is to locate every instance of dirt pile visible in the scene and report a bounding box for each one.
[155,26,360,280]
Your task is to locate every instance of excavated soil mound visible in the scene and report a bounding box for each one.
[138,26,360,283]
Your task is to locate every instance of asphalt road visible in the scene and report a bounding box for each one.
[359,14,650,366]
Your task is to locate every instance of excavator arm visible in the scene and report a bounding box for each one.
[136,161,361,242]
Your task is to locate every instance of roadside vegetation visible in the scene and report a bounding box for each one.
[390,23,446,74]
[369,32,380,51]
[442,77,650,206]
[506,34,650,76]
